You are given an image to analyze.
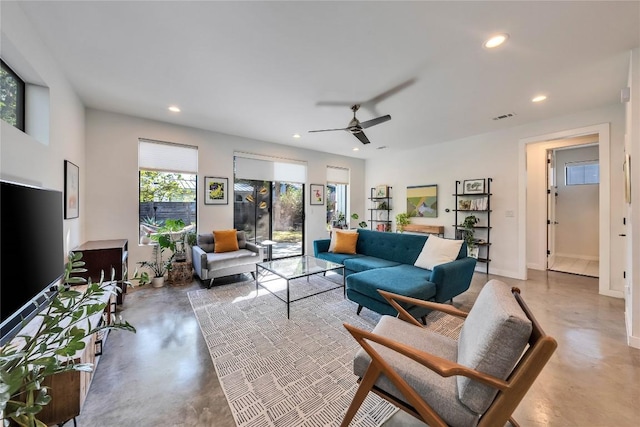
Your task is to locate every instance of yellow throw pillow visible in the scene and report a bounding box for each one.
[213,229,239,253]
[333,230,358,254]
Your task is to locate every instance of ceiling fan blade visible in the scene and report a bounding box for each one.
[367,78,417,104]
[353,131,370,145]
[359,114,391,129]
[308,127,349,133]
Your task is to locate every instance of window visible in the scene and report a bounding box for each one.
[0,59,25,131]
[326,166,349,228]
[565,161,599,185]
[138,139,198,244]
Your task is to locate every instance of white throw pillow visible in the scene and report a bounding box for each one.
[414,235,464,270]
[328,229,357,252]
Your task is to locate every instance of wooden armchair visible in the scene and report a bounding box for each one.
[341,279,557,427]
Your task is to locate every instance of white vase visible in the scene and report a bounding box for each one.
[468,247,479,259]
[151,276,165,288]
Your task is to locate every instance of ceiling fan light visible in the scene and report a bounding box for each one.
[532,95,547,103]
[168,105,181,112]
[484,33,509,49]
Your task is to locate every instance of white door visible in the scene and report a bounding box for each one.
[546,149,557,269]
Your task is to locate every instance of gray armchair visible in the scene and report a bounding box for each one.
[341,279,557,427]
[192,231,264,288]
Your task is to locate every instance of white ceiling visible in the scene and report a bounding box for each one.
[13,1,640,159]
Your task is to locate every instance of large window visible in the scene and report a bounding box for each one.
[326,166,349,229]
[138,140,198,244]
[0,59,25,131]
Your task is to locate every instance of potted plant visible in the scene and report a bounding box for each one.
[350,213,367,229]
[461,215,479,258]
[137,243,171,288]
[395,212,410,233]
[0,252,135,426]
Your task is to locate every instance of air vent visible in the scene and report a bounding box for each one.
[492,112,516,121]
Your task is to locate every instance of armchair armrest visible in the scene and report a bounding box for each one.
[314,239,331,256]
[192,245,208,279]
[343,322,508,391]
[245,241,264,260]
[378,289,468,327]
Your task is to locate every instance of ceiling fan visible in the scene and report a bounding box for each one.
[308,104,391,145]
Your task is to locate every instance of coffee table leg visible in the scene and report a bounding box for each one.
[255,266,259,292]
[342,267,346,297]
[286,278,290,319]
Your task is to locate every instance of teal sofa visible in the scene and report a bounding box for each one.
[313,229,476,320]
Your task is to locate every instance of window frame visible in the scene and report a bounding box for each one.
[0,59,26,132]
[565,160,600,186]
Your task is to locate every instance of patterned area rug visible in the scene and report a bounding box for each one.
[188,274,463,427]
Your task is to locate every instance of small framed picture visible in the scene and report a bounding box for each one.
[463,179,485,194]
[64,160,79,219]
[375,185,388,198]
[310,184,324,205]
[204,177,228,205]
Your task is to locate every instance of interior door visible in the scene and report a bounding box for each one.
[546,149,557,269]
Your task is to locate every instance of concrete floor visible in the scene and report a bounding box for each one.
[73,269,640,427]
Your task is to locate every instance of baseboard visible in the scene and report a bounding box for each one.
[473,266,521,280]
[554,253,599,261]
[527,262,546,271]
[600,289,624,299]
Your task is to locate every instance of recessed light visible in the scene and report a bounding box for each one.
[484,33,509,49]
[292,134,301,139]
[531,95,547,103]
[168,106,181,112]
[352,147,360,152]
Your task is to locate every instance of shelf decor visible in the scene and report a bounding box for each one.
[64,160,79,219]
[204,177,228,205]
[406,184,437,218]
[310,184,324,205]
[463,179,485,194]
[375,185,388,198]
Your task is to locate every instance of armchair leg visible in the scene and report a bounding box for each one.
[208,279,214,289]
[341,364,382,427]
[421,316,427,325]
[356,305,363,316]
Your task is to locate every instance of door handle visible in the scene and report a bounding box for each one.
[619,234,626,237]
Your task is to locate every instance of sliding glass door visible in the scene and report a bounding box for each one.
[233,179,304,259]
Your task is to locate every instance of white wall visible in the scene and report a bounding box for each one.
[85,109,365,268]
[0,2,86,255]
[554,146,599,259]
[365,104,626,282]
[624,48,640,348]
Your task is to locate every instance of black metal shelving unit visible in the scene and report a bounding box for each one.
[453,178,492,274]
[369,186,392,232]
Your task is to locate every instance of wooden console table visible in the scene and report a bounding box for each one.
[75,239,128,304]
[401,224,445,237]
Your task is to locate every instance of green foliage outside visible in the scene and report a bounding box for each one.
[0,64,19,127]
[139,171,195,202]
[278,185,303,226]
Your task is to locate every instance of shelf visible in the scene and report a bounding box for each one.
[370,219,392,223]
[453,193,492,196]
[369,186,392,232]
[453,209,492,212]
[455,179,492,274]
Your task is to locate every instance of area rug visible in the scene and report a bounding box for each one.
[188,274,463,427]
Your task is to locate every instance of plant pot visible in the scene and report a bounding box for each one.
[140,235,151,245]
[151,276,165,288]
[468,247,479,259]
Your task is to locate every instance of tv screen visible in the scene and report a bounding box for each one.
[1,180,64,345]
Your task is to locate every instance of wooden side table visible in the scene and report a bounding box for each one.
[168,261,193,286]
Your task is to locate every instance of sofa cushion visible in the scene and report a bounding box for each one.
[354,316,478,427]
[206,249,259,270]
[214,229,240,253]
[316,251,363,266]
[344,256,400,273]
[355,229,429,264]
[346,264,436,303]
[414,236,464,270]
[333,230,359,254]
[197,233,215,253]
[329,229,357,252]
[457,280,533,414]
[236,230,247,249]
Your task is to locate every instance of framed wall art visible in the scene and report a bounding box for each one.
[204,177,228,205]
[310,184,324,205]
[406,184,437,218]
[463,179,486,194]
[64,160,79,219]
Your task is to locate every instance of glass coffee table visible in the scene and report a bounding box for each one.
[256,255,345,318]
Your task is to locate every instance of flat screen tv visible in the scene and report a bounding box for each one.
[0,180,64,346]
